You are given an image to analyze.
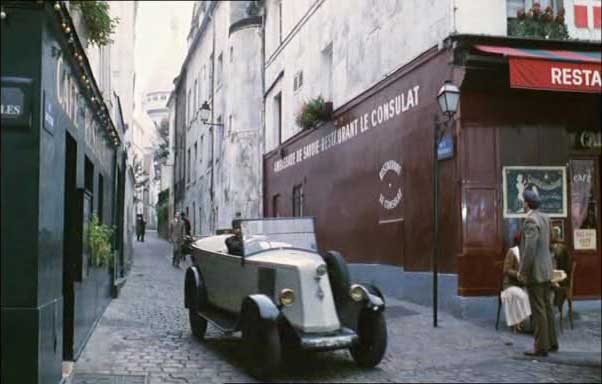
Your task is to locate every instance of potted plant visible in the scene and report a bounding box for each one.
[295,96,333,130]
[509,3,568,40]
[70,1,119,47]
[89,214,115,268]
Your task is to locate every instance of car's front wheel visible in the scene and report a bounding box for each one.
[241,304,281,378]
[350,309,387,367]
[188,309,207,340]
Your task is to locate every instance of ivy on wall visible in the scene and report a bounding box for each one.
[71,1,119,47]
[90,214,115,267]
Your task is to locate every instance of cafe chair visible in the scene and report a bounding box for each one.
[558,261,577,331]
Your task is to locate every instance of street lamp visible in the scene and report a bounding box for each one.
[199,101,223,127]
[432,80,460,328]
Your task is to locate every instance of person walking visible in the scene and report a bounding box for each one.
[139,218,146,242]
[169,212,185,268]
[136,215,142,242]
[518,190,558,357]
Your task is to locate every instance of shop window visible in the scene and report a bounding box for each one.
[570,159,598,251]
[293,184,304,217]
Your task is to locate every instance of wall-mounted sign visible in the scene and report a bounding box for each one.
[1,77,33,127]
[43,91,55,134]
[510,57,602,93]
[502,166,567,218]
[574,229,597,250]
[437,133,454,160]
[378,160,403,210]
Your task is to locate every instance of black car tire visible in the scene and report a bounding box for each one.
[241,304,281,378]
[322,250,351,303]
[349,309,387,368]
[189,309,207,340]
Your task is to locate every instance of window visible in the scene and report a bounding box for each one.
[98,174,104,223]
[293,70,303,92]
[272,194,280,217]
[202,65,207,100]
[193,142,198,180]
[273,92,282,145]
[187,89,192,126]
[292,185,304,217]
[200,135,204,169]
[215,116,223,163]
[277,0,283,44]
[217,52,223,86]
[193,79,198,117]
[321,43,333,102]
[187,148,191,183]
[230,46,234,63]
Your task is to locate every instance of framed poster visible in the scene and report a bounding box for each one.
[551,219,565,242]
[503,166,567,218]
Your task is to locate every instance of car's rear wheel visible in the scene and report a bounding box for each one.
[189,309,207,340]
[241,304,281,378]
[350,309,387,367]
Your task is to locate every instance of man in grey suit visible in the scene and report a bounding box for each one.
[518,190,558,357]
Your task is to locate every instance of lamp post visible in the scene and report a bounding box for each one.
[433,80,460,328]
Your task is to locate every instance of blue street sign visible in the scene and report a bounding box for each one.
[437,133,454,160]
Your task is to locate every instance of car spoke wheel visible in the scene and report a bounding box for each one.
[242,305,281,378]
[350,310,387,368]
[189,309,207,340]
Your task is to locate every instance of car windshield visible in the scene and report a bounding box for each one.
[240,218,318,256]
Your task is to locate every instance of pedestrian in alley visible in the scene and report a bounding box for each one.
[170,212,185,268]
[518,189,558,357]
[140,218,146,242]
[501,232,531,333]
[136,214,143,242]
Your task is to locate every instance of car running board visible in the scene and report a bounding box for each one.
[197,307,240,333]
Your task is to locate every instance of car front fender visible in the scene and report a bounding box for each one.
[184,266,206,309]
[242,294,280,325]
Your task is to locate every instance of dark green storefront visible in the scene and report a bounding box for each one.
[1,3,128,383]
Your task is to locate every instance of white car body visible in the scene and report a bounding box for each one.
[191,234,341,333]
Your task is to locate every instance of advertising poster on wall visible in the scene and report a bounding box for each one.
[503,166,567,218]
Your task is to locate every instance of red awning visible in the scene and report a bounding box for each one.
[475,44,602,93]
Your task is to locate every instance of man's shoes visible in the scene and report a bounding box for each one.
[524,351,548,357]
[549,345,559,353]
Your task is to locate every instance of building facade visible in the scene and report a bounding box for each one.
[173,1,264,235]
[1,2,134,383]
[142,90,170,128]
[262,0,601,313]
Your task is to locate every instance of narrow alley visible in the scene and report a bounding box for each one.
[69,232,602,383]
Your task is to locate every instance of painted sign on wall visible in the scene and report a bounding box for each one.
[1,77,33,127]
[502,166,568,218]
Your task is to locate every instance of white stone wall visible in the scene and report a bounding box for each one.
[263,0,452,151]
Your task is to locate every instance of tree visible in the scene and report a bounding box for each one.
[153,118,170,165]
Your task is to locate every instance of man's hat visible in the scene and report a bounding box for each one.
[523,189,540,208]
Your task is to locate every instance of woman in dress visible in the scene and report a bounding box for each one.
[501,233,532,332]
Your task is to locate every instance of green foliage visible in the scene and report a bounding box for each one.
[295,96,332,130]
[89,214,114,267]
[154,118,170,164]
[71,1,119,47]
[509,4,569,40]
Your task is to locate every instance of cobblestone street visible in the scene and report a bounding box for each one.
[70,232,602,383]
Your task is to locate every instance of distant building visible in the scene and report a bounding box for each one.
[142,90,170,128]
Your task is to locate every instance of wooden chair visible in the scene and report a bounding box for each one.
[494,260,505,330]
[558,261,576,331]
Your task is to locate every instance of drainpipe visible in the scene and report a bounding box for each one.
[258,11,266,218]
[210,10,216,232]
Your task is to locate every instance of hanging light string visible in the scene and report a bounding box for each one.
[52,1,121,148]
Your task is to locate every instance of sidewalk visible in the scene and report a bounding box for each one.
[67,231,601,383]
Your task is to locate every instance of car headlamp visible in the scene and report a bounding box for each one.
[349,284,368,302]
[316,264,328,277]
[279,288,295,306]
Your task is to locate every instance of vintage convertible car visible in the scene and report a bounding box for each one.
[184,217,387,377]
